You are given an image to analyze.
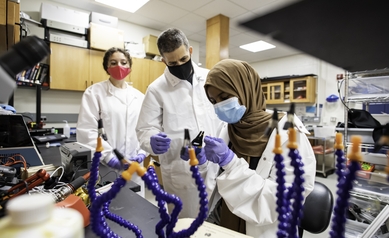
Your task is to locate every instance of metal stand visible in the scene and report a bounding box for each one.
[308,136,335,178]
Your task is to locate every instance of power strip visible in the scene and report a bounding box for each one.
[21,164,58,180]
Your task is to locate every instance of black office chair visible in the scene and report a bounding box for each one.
[298,181,334,237]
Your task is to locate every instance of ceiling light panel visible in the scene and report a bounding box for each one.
[240,40,276,52]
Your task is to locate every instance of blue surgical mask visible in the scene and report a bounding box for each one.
[214,97,246,124]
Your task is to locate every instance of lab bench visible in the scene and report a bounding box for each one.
[37,142,160,237]
[307,136,335,178]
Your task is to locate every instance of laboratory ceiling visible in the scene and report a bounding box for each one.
[50,0,302,66]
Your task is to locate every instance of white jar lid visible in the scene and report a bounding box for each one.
[7,194,54,226]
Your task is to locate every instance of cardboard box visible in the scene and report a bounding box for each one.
[89,22,124,51]
[90,12,118,28]
[143,35,159,56]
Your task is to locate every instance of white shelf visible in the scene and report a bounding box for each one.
[337,127,375,144]
[343,69,389,238]
[347,75,389,103]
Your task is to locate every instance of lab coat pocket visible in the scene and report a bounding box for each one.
[256,157,273,179]
[170,160,196,189]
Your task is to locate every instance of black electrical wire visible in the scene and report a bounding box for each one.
[70,160,92,182]
[100,170,118,185]
[337,79,350,110]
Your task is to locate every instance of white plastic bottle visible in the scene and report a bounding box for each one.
[63,120,70,138]
[0,194,84,238]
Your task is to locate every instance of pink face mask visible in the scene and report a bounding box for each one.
[107,65,131,80]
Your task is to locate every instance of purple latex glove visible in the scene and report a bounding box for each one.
[150,132,171,154]
[107,157,123,170]
[204,136,234,167]
[180,146,207,165]
[129,154,146,163]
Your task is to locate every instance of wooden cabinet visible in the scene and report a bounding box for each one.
[129,58,165,94]
[89,49,110,85]
[290,76,316,103]
[49,43,164,92]
[262,75,316,104]
[49,43,90,91]
[49,43,139,91]
[149,60,166,82]
[267,82,285,104]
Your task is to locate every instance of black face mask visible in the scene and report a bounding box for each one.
[167,59,193,80]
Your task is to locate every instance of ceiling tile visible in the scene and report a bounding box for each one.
[193,0,247,19]
[229,33,258,47]
[169,13,207,33]
[229,46,249,58]
[126,15,168,31]
[161,0,214,11]
[230,11,257,31]
[229,28,243,37]
[252,0,300,16]
[136,0,189,24]
[228,0,275,10]
[187,33,206,42]
[197,30,207,37]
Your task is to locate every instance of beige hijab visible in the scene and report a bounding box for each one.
[205,59,272,160]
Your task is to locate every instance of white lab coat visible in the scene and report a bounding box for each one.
[77,80,147,197]
[215,113,316,238]
[136,62,223,218]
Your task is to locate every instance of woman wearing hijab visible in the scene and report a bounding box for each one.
[201,59,316,237]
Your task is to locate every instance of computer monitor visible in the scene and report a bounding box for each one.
[0,114,44,166]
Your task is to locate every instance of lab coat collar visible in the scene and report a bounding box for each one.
[165,60,203,87]
[106,80,128,95]
[105,80,136,104]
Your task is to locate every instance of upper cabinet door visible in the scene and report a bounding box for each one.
[149,60,165,85]
[267,82,284,104]
[129,58,165,94]
[129,58,150,94]
[290,76,316,103]
[49,43,90,91]
[89,49,109,85]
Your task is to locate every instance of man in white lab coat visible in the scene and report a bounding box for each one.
[136,28,223,218]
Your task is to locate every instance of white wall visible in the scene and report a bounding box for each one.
[251,54,346,126]
[16,0,347,128]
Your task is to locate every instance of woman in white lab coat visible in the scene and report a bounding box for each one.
[77,47,147,197]
[203,59,316,237]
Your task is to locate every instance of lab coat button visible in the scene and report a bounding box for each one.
[263,157,266,160]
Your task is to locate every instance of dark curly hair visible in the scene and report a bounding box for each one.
[102,47,132,74]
